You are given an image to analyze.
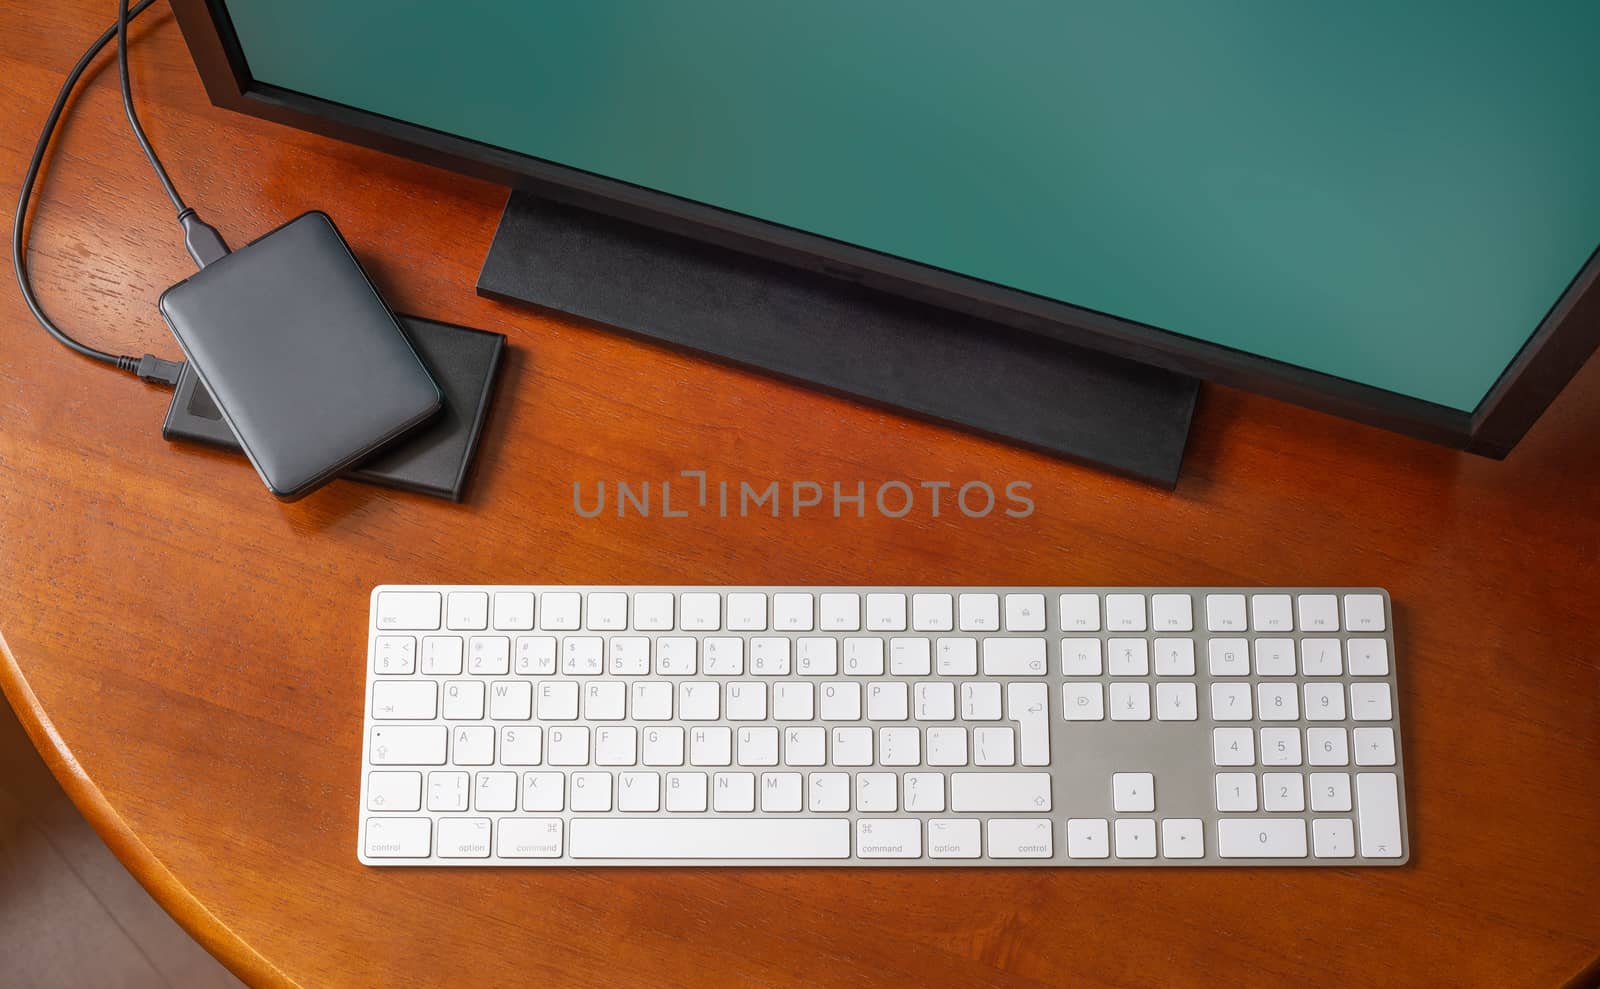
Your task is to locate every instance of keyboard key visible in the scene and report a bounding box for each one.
[1347,638,1390,676]
[1066,818,1109,858]
[926,727,967,766]
[1105,593,1146,631]
[1344,593,1387,632]
[726,593,767,630]
[784,727,825,766]
[1208,639,1250,676]
[915,682,956,721]
[474,771,517,812]
[774,593,814,631]
[1157,682,1197,721]
[1307,727,1349,766]
[367,771,422,811]
[928,819,982,859]
[1210,682,1252,720]
[1257,682,1299,720]
[797,638,838,676]
[665,772,708,812]
[702,637,744,675]
[1218,819,1307,858]
[856,772,897,811]
[586,592,627,630]
[1008,683,1050,765]
[633,592,674,630]
[372,636,417,675]
[1212,727,1254,766]
[1110,682,1150,721]
[964,682,1003,720]
[818,681,859,721]
[1150,593,1193,632]
[376,591,440,631]
[512,637,553,675]
[428,771,468,811]
[888,638,931,676]
[1161,818,1204,858]
[437,818,492,858]
[713,772,757,812]
[856,818,920,858]
[522,772,564,811]
[973,727,1016,766]
[643,726,684,766]
[492,592,535,630]
[1062,638,1102,675]
[989,819,1053,858]
[680,592,721,631]
[1005,594,1046,631]
[1356,772,1403,857]
[865,593,906,631]
[539,592,580,630]
[904,772,944,812]
[1259,727,1301,766]
[1301,638,1342,676]
[1253,638,1296,676]
[820,593,861,631]
[1154,638,1195,676]
[760,772,803,812]
[1205,594,1247,632]
[1297,594,1340,632]
[1354,727,1397,766]
[498,818,564,858]
[370,726,446,765]
[958,593,1000,631]
[537,681,578,720]
[364,818,431,858]
[570,819,851,859]
[1112,772,1155,813]
[866,682,908,720]
[951,772,1051,812]
[935,638,976,675]
[833,727,873,766]
[1262,773,1304,811]
[500,726,542,766]
[1215,773,1257,812]
[843,637,885,675]
[1312,818,1356,859]
[1249,594,1293,632]
[911,593,953,631]
[1058,594,1101,631]
[1310,772,1352,812]
[1351,682,1393,721]
[1304,683,1346,721]
[372,681,437,720]
[879,727,919,766]
[1115,819,1157,858]
[985,636,1049,675]
[1062,683,1104,721]
[809,772,850,811]
[1107,639,1149,676]
[444,588,486,627]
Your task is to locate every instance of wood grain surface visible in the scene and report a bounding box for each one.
[3,3,1598,986]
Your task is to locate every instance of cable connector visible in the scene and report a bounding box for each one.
[133,354,184,387]
[178,208,229,268]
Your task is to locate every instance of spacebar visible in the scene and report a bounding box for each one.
[569,818,851,859]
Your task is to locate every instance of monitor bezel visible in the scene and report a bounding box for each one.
[170,0,1600,456]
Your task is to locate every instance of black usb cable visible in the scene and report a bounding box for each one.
[11,0,228,387]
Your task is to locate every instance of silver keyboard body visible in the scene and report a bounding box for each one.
[360,586,1407,866]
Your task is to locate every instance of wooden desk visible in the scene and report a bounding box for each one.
[3,3,1598,986]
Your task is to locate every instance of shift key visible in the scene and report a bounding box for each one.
[951,772,1051,812]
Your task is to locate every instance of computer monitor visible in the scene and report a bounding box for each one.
[173,1,1600,457]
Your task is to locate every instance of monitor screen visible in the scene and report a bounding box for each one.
[220,0,1600,413]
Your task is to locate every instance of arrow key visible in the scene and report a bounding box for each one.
[1160,818,1204,858]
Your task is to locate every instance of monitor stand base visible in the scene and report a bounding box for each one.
[477,191,1199,487]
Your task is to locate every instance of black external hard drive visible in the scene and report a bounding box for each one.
[158,211,442,500]
[163,315,505,502]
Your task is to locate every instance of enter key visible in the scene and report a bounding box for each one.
[1008,682,1051,766]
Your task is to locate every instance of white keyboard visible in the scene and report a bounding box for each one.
[360,586,1407,866]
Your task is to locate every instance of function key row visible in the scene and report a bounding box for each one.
[376,590,1388,634]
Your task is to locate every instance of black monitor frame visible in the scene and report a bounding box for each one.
[170,0,1600,457]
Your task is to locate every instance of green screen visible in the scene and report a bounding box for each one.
[224,1,1600,412]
